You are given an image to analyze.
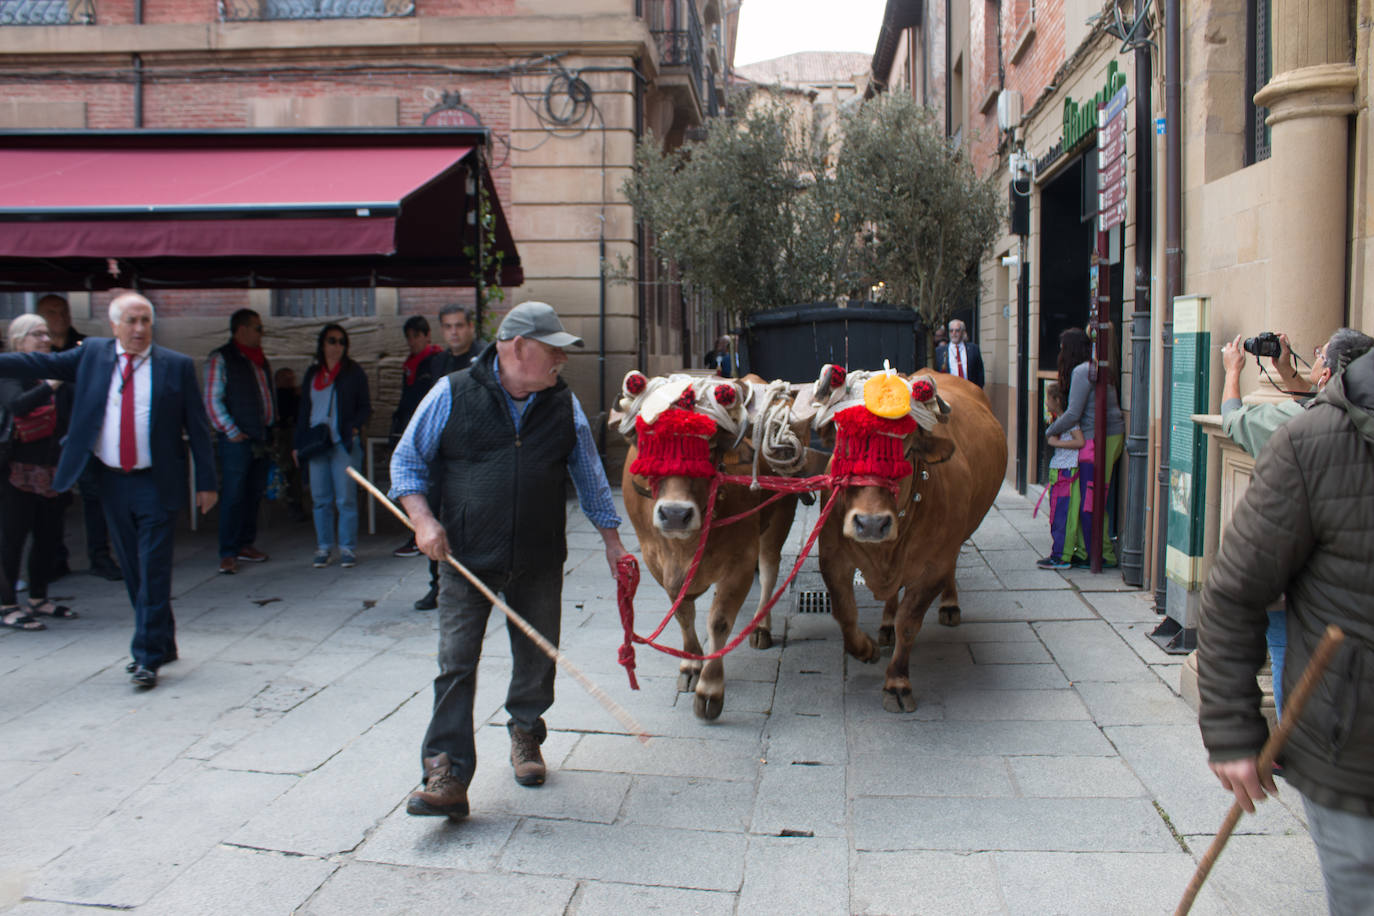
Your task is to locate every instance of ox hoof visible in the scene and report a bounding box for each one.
[938,606,961,627]
[750,628,774,650]
[848,636,881,665]
[877,625,895,648]
[882,687,918,713]
[694,693,724,720]
[677,670,700,693]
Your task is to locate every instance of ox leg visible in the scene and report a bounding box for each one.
[883,584,941,713]
[937,570,961,627]
[878,594,898,648]
[750,496,797,651]
[819,554,879,664]
[674,596,704,693]
[695,570,755,720]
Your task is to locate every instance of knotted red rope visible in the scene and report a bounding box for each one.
[614,470,904,688]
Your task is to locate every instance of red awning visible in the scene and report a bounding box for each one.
[0,129,522,290]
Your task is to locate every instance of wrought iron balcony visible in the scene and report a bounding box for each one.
[645,0,712,118]
[219,0,413,22]
[0,0,95,25]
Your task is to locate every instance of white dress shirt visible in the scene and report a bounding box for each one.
[948,342,968,379]
[98,343,154,470]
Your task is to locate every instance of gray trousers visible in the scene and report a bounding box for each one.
[1302,794,1374,915]
[420,560,562,785]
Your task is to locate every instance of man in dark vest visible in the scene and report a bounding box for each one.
[204,309,276,575]
[413,303,481,611]
[389,301,629,819]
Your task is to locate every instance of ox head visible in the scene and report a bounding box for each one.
[806,364,954,543]
[617,372,746,538]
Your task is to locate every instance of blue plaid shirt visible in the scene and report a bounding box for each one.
[388,356,621,530]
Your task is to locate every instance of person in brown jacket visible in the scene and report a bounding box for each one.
[1197,345,1374,915]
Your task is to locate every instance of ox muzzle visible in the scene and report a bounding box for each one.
[653,497,701,538]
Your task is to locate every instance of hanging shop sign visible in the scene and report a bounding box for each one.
[1097,86,1129,231]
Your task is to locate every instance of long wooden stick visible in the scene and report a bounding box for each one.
[1176,624,1345,915]
[347,466,650,745]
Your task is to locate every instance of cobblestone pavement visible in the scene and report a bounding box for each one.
[0,486,1326,914]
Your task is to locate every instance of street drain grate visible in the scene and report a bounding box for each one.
[795,588,830,614]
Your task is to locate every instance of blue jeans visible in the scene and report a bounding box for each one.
[1301,794,1374,915]
[308,441,361,553]
[1267,609,1287,718]
[217,438,271,559]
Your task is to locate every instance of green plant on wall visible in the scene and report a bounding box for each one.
[464,161,506,340]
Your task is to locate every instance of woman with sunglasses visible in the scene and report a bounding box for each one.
[0,314,77,629]
[294,324,371,568]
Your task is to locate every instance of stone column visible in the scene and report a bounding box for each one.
[1253,0,1355,383]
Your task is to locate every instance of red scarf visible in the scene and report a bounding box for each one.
[235,342,266,368]
[404,345,441,385]
[313,361,342,391]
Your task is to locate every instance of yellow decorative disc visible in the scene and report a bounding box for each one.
[863,373,911,418]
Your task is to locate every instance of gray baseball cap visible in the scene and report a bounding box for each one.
[496,301,584,349]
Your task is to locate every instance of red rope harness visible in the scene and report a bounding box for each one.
[614,470,902,689]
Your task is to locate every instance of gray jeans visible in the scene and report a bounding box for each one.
[1302,794,1374,915]
[420,560,563,785]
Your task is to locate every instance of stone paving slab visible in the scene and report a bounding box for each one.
[1006,756,1148,798]
[563,733,763,781]
[1189,834,1327,914]
[851,797,1178,853]
[1035,620,1162,684]
[132,845,338,916]
[751,761,846,837]
[500,820,747,890]
[994,851,1230,915]
[1073,681,1198,726]
[739,836,848,915]
[620,775,755,833]
[848,754,1015,798]
[299,861,575,915]
[574,881,735,915]
[851,850,1005,915]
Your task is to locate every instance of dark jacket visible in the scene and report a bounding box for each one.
[934,341,985,388]
[437,346,575,574]
[211,341,274,442]
[0,339,216,510]
[391,350,438,438]
[0,377,62,467]
[296,361,371,453]
[1198,348,1374,816]
[431,345,476,379]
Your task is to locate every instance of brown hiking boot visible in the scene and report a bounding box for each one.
[509,726,546,787]
[406,753,469,819]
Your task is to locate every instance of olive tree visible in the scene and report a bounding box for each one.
[833,91,1003,335]
[622,96,842,315]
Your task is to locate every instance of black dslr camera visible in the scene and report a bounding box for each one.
[1243,331,1283,359]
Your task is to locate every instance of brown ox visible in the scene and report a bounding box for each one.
[619,374,806,720]
[817,371,1007,712]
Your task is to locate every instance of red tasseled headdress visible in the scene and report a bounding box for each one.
[629,408,719,478]
[832,404,916,479]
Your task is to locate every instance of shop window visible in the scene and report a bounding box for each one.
[1244,0,1271,166]
[0,293,30,319]
[0,0,94,24]
[272,288,375,318]
[219,0,413,21]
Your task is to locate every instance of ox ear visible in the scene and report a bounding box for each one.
[912,428,957,465]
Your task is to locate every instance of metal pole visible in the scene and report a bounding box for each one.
[1156,0,1183,612]
[1015,235,1029,495]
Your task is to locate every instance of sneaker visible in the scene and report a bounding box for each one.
[1036,555,1071,570]
[406,753,469,819]
[509,724,547,787]
[313,551,332,568]
[393,538,421,558]
[340,551,357,569]
[1071,556,1118,570]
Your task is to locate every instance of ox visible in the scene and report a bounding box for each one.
[810,367,1007,713]
[618,373,807,719]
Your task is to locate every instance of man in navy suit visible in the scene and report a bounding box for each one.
[0,292,217,688]
[934,318,985,388]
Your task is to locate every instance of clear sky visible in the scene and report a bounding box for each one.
[734,0,890,66]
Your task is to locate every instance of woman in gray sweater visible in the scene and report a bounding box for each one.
[1041,327,1124,569]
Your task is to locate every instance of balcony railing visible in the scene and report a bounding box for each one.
[219,0,413,22]
[0,0,94,25]
[646,0,711,117]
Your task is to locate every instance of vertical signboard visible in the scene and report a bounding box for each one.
[1166,295,1211,588]
[1097,86,1129,232]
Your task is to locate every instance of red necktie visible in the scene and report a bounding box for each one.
[953,344,965,379]
[120,353,137,472]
